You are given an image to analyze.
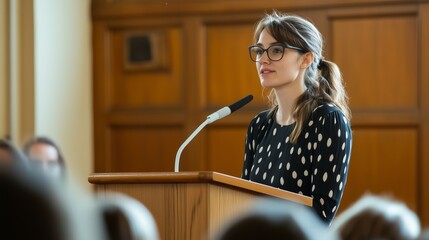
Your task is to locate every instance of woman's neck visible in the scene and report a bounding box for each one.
[274,83,306,126]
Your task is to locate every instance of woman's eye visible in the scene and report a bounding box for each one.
[271,47,283,54]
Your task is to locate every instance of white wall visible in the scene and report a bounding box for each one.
[34,0,93,188]
[0,0,8,138]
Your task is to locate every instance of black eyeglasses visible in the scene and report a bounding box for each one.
[248,44,305,62]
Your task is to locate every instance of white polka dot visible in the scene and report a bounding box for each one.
[344,166,347,174]
[285,137,290,143]
[278,163,283,169]
[308,120,314,126]
[320,198,325,205]
[305,132,309,139]
[323,172,328,182]
[301,156,306,164]
[244,154,246,161]
[290,147,294,154]
[268,151,271,157]
[322,118,325,125]
[343,154,347,163]
[297,179,302,187]
[256,117,260,124]
[250,127,253,134]
[346,131,349,139]
[304,170,309,176]
[286,163,290,170]
[268,162,272,169]
[307,142,312,150]
[252,140,255,149]
[251,165,254,171]
[298,148,302,155]
[319,116,323,121]
[299,191,303,195]
[280,177,284,185]
[329,154,334,162]
[312,185,315,191]
[327,138,332,147]
[259,146,264,153]
[317,155,322,162]
[342,142,346,150]
[332,205,337,213]
[336,174,340,182]
[314,168,318,175]
[329,190,333,198]
[332,165,337,172]
[267,145,271,152]
[292,171,297,179]
[334,118,337,124]
[278,152,282,158]
[338,129,341,137]
[318,133,323,142]
[339,181,343,190]
[273,128,277,136]
[271,176,274,183]
[313,142,317,150]
[258,158,262,163]
[277,142,281,149]
[310,155,313,163]
[245,169,248,176]
[248,143,251,150]
[263,172,267,180]
[255,167,259,175]
[322,211,327,218]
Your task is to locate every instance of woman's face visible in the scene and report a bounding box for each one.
[255,29,304,90]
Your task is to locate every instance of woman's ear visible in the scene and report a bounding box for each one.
[300,52,315,69]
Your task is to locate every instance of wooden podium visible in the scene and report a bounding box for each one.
[88,171,312,240]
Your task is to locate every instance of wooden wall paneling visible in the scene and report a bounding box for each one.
[91,0,427,19]
[178,17,208,172]
[332,14,418,110]
[93,20,113,172]
[419,3,429,227]
[111,126,183,171]
[341,127,418,211]
[206,127,248,177]
[329,6,421,217]
[109,26,183,109]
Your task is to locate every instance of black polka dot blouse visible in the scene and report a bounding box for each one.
[241,103,352,224]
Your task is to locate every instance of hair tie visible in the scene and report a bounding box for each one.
[317,59,325,70]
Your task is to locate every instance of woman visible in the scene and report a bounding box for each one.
[23,136,66,179]
[242,11,352,224]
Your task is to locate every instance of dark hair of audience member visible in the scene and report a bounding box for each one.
[331,194,421,240]
[0,138,30,169]
[212,198,337,240]
[0,169,67,239]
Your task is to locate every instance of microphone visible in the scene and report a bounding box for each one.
[174,94,253,172]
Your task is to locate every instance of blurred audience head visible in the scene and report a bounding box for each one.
[0,138,29,169]
[331,194,421,240]
[23,136,66,178]
[0,167,107,240]
[212,198,337,240]
[98,193,159,240]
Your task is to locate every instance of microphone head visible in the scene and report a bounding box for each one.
[228,94,253,113]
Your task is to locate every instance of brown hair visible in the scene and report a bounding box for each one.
[254,11,351,143]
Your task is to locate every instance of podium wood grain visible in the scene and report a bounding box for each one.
[89,171,312,240]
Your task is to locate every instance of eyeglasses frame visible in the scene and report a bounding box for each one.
[248,44,306,62]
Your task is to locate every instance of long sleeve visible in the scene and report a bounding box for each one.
[310,109,352,224]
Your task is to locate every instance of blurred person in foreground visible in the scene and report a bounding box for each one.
[212,198,338,240]
[331,194,421,240]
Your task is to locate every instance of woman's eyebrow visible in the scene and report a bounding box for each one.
[256,42,283,47]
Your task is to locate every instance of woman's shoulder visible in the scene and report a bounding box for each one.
[310,102,350,127]
[312,102,345,118]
